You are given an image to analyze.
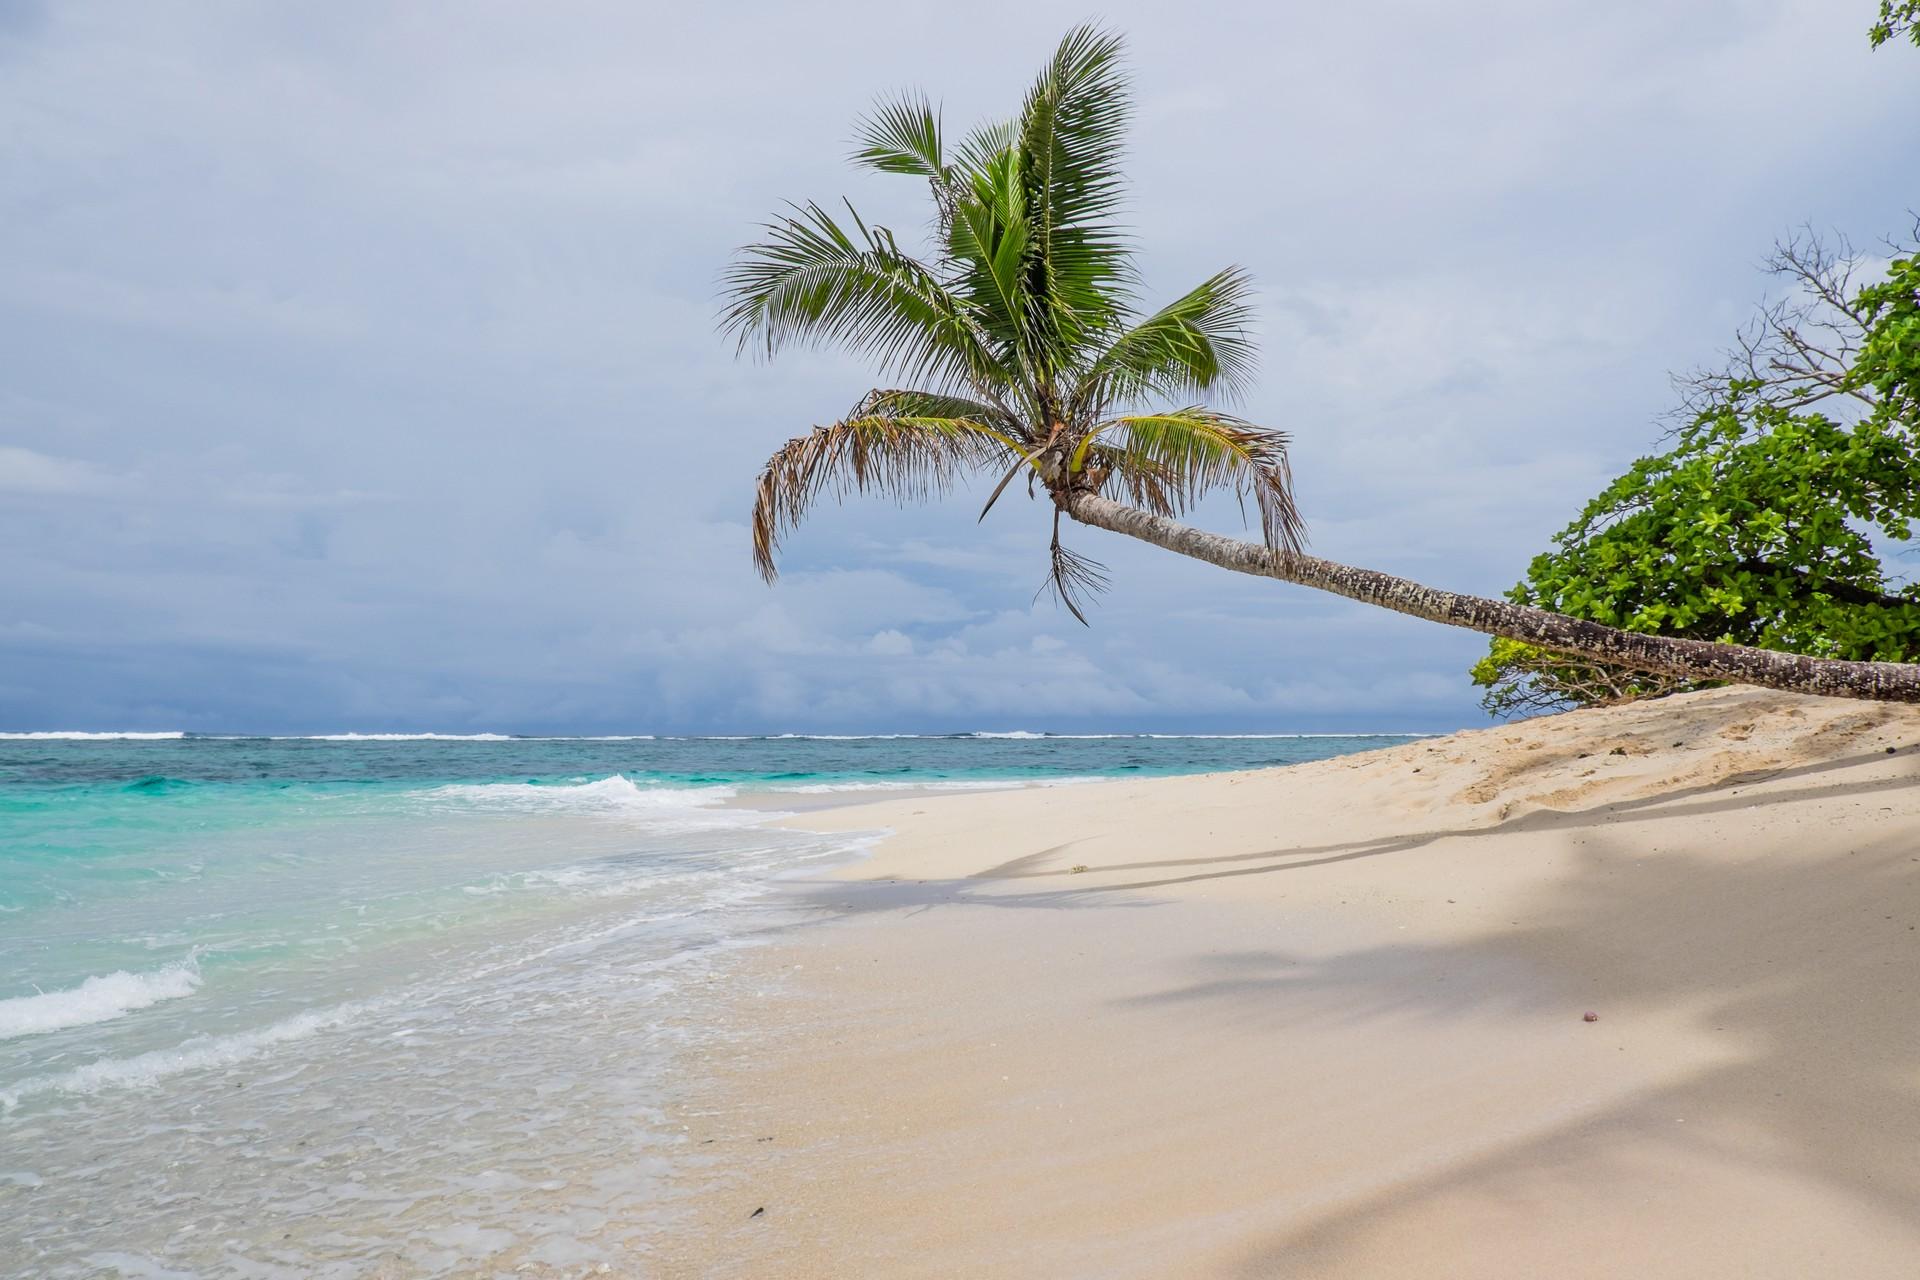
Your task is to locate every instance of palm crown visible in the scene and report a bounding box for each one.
[722,24,1302,621]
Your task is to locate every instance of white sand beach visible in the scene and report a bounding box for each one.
[657,687,1920,1278]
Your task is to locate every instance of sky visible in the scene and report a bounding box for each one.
[1,1,1915,734]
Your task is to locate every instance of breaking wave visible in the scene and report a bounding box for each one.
[422,774,738,818]
[0,1002,362,1110]
[0,964,203,1040]
[295,732,519,741]
[0,731,185,740]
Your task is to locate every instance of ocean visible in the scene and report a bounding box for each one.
[0,730,1416,1277]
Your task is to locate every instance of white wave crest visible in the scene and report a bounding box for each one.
[965,730,1047,739]
[294,732,519,741]
[0,964,202,1040]
[1,1003,360,1110]
[0,731,186,740]
[280,732,663,741]
[425,774,736,816]
[767,733,921,740]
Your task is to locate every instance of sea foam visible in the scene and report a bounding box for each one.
[0,964,203,1040]
[0,1002,360,1110]
[272,732,656,741]
[0,731,186,740]
[297,732,519,741]
[425,774,738,817]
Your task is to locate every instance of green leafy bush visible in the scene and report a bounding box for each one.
[1473,233,1920,716]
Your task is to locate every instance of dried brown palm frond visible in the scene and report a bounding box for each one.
[751,411,1016,581]
[1036,508,1110,625]
[1075,409,1303,557]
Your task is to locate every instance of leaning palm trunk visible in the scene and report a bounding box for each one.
[1066,492,1920,703]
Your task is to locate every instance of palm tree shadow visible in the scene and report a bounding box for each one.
[762,749,1913,927]
[1108,826,1920,1272]
[973,748,1915,896]
[762,840,1159,921]
[745,751,1920,1261]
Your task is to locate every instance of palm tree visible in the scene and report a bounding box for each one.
[721,25,1920,704]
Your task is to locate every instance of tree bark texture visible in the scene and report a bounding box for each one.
[1065,491,1920,704]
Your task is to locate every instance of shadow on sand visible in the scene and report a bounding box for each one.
[762,748,1920,1263]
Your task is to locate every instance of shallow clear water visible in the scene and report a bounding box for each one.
[0,731,1413,1277]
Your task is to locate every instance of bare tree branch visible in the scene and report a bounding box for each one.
[1669,225,1906,424]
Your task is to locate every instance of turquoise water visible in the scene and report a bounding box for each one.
[0,731,1413,1277]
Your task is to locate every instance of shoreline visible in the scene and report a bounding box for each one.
[655,687,1920,1278]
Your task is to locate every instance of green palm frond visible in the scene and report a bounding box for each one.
[946,149,1036,358]
[952,117,1018,179]
[1073,268,1258,416]
[1084,409,1304,555]
[751,412,1014,581]
[719,200,1011,402]
[851,93,947,180]
[851,93,964,237]
[1015,23,1135,370]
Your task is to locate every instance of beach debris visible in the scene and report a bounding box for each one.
[1609,746,1628,756]
[1069,864,1090,874]
[749,1206,766,1219]
[1582,1011,1600,1022]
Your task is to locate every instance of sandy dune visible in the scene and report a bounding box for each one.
[656,688,1920,1278]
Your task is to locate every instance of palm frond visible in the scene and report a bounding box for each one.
[1072,268,1258,416]
[1037,507,1109,625]
[946,148,1035,357]
[1084,408,1305,555]
[719,200,1010,399]
[852,388,1020,436]
[1016,24,1136,369]
[751,412,1013,581]
[851,92,946,180]
[977,439,1051,522]
[1079,442,1181,515]
[952,117,1017,179]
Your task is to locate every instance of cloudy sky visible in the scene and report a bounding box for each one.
[1,1,1913,733]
